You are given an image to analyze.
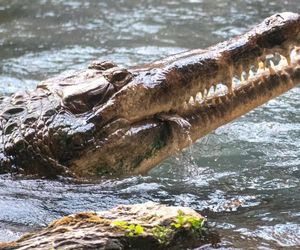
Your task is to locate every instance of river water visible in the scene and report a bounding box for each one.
[0,0,300,248]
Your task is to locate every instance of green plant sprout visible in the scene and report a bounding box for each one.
[152,225,173,245]
[172,210,206,233]
[112,221,144,236]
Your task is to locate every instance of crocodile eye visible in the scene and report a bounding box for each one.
[62,77,114,114]
[105,68,132,89]
[112,69,130,82]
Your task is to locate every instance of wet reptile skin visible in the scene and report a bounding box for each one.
[0,62,132,176]
[0,12,300,178]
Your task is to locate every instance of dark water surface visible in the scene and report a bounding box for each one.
[1,0,300,248]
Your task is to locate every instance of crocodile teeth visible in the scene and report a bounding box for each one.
[248,68,255,79]
[279,55,288,67]
[207,86,215,97]
[188,96,195,105]
[291,47,300,64]
[196,92,202,102]
[268,61,276,75]
[183,45,299,112]
[241,74,246,82]
[257,61,265,73]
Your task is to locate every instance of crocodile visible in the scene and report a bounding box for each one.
[0,12,300,178]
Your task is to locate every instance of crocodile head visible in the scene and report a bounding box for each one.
[1,12,300,178]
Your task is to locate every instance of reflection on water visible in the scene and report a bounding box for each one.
[0,0,300,248]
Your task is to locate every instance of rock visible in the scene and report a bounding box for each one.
[0,202,218,250]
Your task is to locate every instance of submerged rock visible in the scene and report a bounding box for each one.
[0,202,218,249]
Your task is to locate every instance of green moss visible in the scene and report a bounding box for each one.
[112,221,144,237]
[151,210,206,246]
[152,225,173,245]
[111,209,206,246]
[172,210,206,234]
[49,212,111,228]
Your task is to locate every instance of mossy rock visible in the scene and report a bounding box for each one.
[0,202,218,250]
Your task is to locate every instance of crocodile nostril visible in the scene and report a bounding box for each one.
[276,14,284,20]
